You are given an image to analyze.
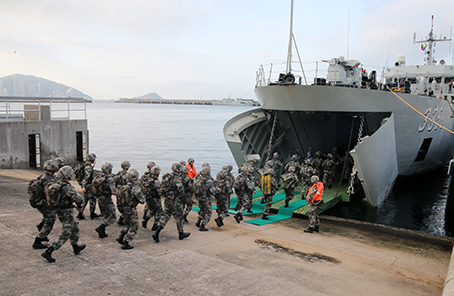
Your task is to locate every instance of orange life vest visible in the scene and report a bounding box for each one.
[187,163,197,180]
[306,182,324,203]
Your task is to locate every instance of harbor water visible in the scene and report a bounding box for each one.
[87,100,452,237]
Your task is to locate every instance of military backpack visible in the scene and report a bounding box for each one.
[28,178,44,208]
[161,173,174,194]
[45,182,62,207]
[92,174,109,199]
[233,175,246,192]
[116,184,133,209]
[74,163,85,185]
[193,176,206,196]
[140,173,157,196]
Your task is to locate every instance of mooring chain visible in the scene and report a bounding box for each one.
[347,115,364,195]
[266,112,277,162]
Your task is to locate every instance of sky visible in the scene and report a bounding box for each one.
[1,0,453,101]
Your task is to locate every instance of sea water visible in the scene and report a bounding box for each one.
[86,100,452,236]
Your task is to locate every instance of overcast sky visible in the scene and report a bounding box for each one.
[1,0,453,100]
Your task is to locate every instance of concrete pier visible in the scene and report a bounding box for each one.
[0,169,452,295]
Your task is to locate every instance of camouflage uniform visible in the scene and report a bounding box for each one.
[34,171,57,245]
[284,154,301,174]
[300,160,317,196]
[194,172,215,230]
[180,166,194,222]
[96,174,117,227]
[141,171,163,230]
[262,171,279,218]
[214,170,229,227]
[114,168,128,224]
[233,169,254,223]
[154,168,188,240]
[282,169,299,207]
[313,151,324,179]
[224,165,234,211]
[50,180,84,250]
[322,154,335,189]
[81,160,98,218]
[121,180,145,246]
[265,152,283,179]
[341,152,354,184]
[305,177,324,232]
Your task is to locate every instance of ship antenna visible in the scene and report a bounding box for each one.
[286,0,294,74]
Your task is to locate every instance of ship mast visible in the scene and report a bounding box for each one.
[414,15,451,65]
[286,0,294,74]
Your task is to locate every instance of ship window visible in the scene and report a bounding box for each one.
[414,138,432,162]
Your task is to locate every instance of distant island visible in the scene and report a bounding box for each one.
[0,74,93,100]
[115,92,164,103]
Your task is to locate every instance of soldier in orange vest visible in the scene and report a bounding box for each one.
[304,175,324,233]
[186,158,197,181]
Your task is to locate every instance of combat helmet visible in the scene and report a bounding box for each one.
[86,153,97,162]
[180,165,188,174]
[288,166,296,172]
[151,166,161,176]
[171,162,181,173]
[121,160,131,170]
[59,165,74,180]
[201,166,211,175]
[54,156,67,168]
[147,161,156,170]
[217,170,227,179]
[310,175,320,183]
[227,164,233,172]
[43,160,58,173]
[101,162,113,174]
[273,152,279,159]
[267,168,274,175]
[126,169,139,181]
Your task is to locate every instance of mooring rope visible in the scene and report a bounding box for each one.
[387,86,454,135]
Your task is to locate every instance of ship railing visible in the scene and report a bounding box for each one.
[256,61,328,88]
[0,96,90,122]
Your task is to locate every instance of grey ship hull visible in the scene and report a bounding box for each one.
[224,84,454,206]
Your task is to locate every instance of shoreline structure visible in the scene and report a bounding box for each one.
[0,168,453,295]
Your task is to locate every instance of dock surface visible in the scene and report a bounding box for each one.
[0,169,452,295]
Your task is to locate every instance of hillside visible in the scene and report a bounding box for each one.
[0,74,93,100]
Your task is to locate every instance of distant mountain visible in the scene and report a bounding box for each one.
[116,92,164,102]
[0,74,93,100]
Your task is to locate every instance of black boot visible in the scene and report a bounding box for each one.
[72,244,86,255]
[33,237,48,249]
[41,247,55,263]
[77,212,85,220]
[142,218,149,229]
[122,241,134,250]
[117,215,125,225]
[183,215,189,223]
[90,212,101,219]
[234,214,241,223]
[199,224,209,231]
[152,227,162,243]
[260,199,266,204]
[215,217,223,227]
[41,236,49,242]
[95,224,108,238]
[151,223,158,231]
[262,214,269,220]
[36,220,45,232]
[304,227,314,233]
[195,218,202,228]
[116,231,126,245]
[179,231,190,240]
[247,209,253,213]
[313,226,319,233]
[284,200,289,208]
